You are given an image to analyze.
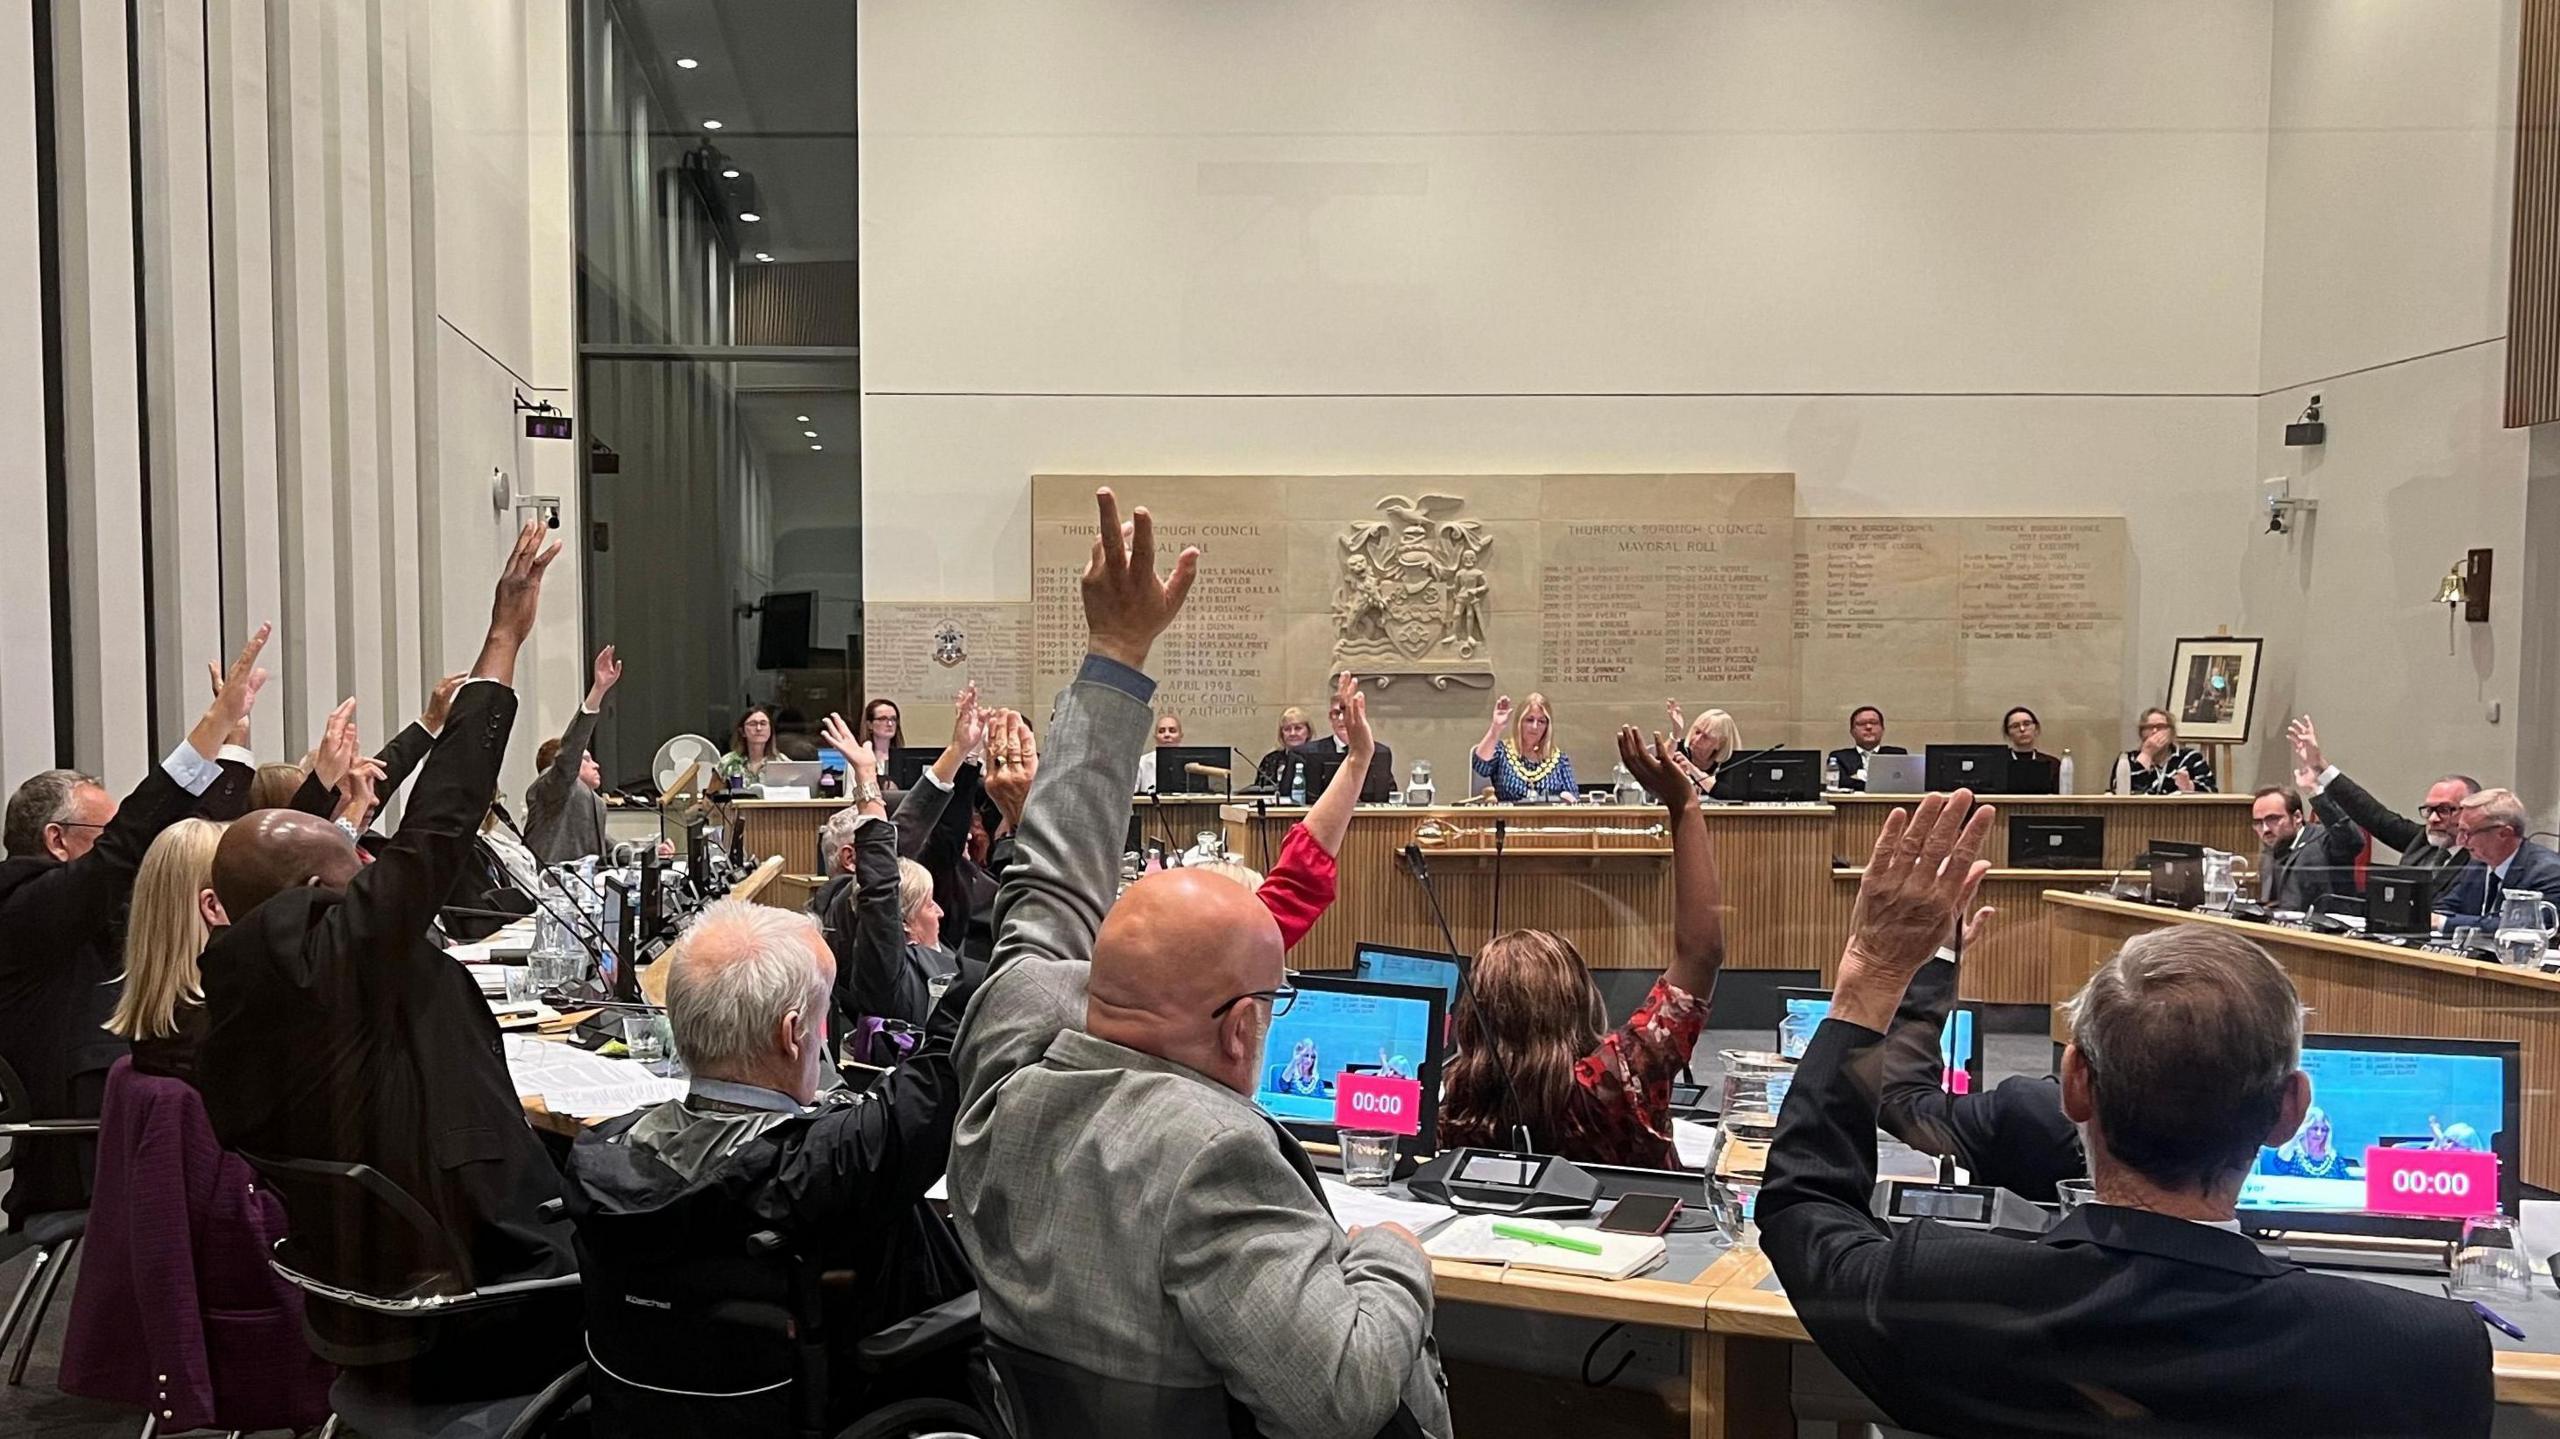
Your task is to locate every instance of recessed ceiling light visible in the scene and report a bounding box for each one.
[721,168,740,179]
[675,56,699,69]
[803,429,817,437]
[809,443,824,451]
[754,252,773,262]
[700,118,723,130]
[794,415,810,422]
[738,211,760,222]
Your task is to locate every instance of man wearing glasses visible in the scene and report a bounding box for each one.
[949,490,1449,1439]
[2437,788,2560,935]
[1292,685,1397,803]
[2286,716,2476,876]
[0,625,272,1228]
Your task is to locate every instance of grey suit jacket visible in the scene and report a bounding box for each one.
[950,656,1450,1439]
[525,705,608,866]
[2260,820,2363,911]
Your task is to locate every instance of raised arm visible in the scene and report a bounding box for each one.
[2291,715,2424,854]
[1300,673,1372,856]
[1618,727,1725,997]
[1473,694,1513,763]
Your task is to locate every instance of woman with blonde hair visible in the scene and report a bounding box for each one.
[1252,706,1316,792]
[106,818,229,1084]
[1441,730,1726,1167]
[1665,699,1742,795]
[1471,691,1578,802]
[2112,706,2218,795]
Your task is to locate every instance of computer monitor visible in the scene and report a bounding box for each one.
[2005,753,2062,796]
[1717,750,1823,803]
[1293,747,1345,802]
[885,746,942,790]
[1154,745,1234,796]
[2367,867,2439,938]
[2238,1033,2520,1241]
[2146,838,2206,910]
[1352,942,1463,1008]
[2009,815,2105,869]
[1926,745,2017,794]
[1254,975,1448,1162]
[1775,986,1983,1092]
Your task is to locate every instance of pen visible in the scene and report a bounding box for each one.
[2472,1300,2528,1341]
[1491,1220,1604,1255]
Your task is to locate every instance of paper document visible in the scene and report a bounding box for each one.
[1673,1118,1717,1169]
[1424,1214,1666,1280]
[503,1035,685,1119]
[1320,1179,1457,1236]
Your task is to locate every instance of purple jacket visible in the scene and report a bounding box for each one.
[60,1058,334,1430]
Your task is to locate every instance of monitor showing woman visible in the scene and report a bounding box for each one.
[1472,692,1577,802]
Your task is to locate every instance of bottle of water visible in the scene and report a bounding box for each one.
[1612,761,1643,806]
[2058,749,2076,795]
[1290,761,1307,805]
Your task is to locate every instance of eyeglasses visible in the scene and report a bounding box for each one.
[2138,722,2172,734]
[50,821,107,833]
[2419,802,2463,817]
[1211,983,1297,1020]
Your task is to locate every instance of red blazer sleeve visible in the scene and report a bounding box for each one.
[1255,823,1337,951]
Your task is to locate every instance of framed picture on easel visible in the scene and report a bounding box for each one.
[2165,636,2264,744]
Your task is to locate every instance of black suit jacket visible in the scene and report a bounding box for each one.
[1875,957,2082,1201]
[2439,839,2560,932]
[0,762,205,1221]
[2317,770,2463,871]
[1291,737,1396,803]
[1823,745,1908,794]
[1762,1018,2491,1438]
[2260,820,2365,911]
[198,681,572,1290]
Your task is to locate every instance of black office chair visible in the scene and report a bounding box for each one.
[982,1337,1256,1439]
[241,1153,582,1439]
[0,1052,96,1386]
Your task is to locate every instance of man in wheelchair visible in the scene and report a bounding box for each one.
[562,898,989,1435]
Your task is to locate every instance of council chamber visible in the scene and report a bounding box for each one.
[3,4,2559,1439]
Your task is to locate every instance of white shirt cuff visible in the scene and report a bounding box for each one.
[917,766,954,792]
[216,744,257,767]
[161,742,225,797]
[2315,764,2340,791]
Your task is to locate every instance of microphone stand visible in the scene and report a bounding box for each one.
[1489,816,1508,940]
[1400,844,1465,960]
[485,804,616,962]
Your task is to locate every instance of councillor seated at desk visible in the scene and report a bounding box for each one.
[861,695,905,754]
[719,704,780,790]
[1132,709,1184,791]
[2110,706,2218,794]
[1665,699,1740,797]
[1760,792,2492,1439]
[1999,705,2054,767]
[1874,922,2087,1204]
[1472,691,1577,802]
[2254,780,2364,913]
[523,644,621,866]
[1251,706,1314,791]
[2288,715,2476,875]
[1292,679,1398,803]
[2438,787,2560,933]
[1826,704,1907,793]
[1440,728,1724,1168]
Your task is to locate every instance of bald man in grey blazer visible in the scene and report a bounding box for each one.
[950,492,1449,1439]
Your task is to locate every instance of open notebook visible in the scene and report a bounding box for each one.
[1423,1214,1666,1281]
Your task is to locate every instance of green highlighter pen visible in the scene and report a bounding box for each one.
[1491,1220,1604,1256]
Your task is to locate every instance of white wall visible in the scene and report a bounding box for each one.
[2245,0,2528,810]
[0,0,581,802]
[858,0,2275,778]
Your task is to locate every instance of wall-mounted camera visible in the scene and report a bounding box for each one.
[515,496,564,530]
[2261,475,2317,536]
[492,467,562,529]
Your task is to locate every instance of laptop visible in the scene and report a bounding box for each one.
[1352,942,1463,1008]
[1860,753,1927,795]
[1717,750,1823,803]
[2367,866,2439,938]
[2008,815,2105,869]
[1926,745,2016,794]
[758,760,821,793]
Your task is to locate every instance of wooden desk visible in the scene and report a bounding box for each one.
[1223,803,1835,971]
[2049,892,2560,1189]
[1696,1249,2560,1425]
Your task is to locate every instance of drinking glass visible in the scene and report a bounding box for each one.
[621,1013,672,1068]
[2451,1214,2532,1302]
[500,965,539,1005]
[1339,1131,1398,1188]
[2056,1177,2097,1214]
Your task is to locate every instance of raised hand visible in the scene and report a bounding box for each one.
[2286,715,2325,774]
[982,708,1039,827]
[1617,726,1695,813]
[189,623,273,759]
[309,698,360,791]
[1334,672,1372,756]
[334,757,387,827]
[2294,760,2321,794]
[951,682,986,756]
[819,711,863,760]
[1081,488,1200,671]
[1844,791,1994,982]
[421,672,467,734]
[474,517,563,685]
[1961,904,1996,951]
[1665,697,1688,738]
[586,645,623,709]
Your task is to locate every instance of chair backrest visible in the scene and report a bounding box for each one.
[237,1151,474,1300]
[0,1050,34,1123]
[984,1336,1256,1439]
[572,1208,828,1439]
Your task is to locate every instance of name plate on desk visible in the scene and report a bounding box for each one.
[1334,1072,1423,1136]
[2365,1146,2500,1219]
